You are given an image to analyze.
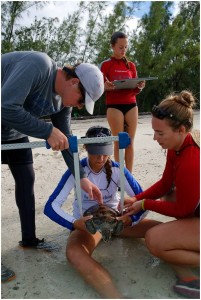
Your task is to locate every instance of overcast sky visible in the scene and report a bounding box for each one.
[20,1,143,31]
[19,1,180,32]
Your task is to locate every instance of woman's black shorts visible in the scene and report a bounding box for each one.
[106,103,137,116]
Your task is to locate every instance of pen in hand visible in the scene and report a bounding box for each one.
[104,76,115,91]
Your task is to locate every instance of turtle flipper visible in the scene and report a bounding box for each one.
[85,219,97,234]
[113,220,124,235]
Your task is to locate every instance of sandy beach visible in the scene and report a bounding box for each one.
[1,111,200,299]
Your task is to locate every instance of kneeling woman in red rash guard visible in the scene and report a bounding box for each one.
[125,90,200,299]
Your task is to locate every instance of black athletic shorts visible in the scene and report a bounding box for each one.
[1,137,33,165]
[106,103,137,115]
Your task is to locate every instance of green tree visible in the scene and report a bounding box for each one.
[92,1,140,115]
[1,1,47,53]
[14,6,83,63]
[129,1,200,112]
[73,1,141,116]
[2,1,199,115]
[129,1,174,111]
[169,1,200,99]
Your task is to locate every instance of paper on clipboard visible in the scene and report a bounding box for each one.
[113,77,158,90]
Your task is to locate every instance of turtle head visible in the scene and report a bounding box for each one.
[98,218,122,242]
[100,227,113,242]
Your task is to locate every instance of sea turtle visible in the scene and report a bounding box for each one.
[83,204,124,242]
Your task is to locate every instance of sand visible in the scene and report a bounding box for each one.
[1,112,200,299]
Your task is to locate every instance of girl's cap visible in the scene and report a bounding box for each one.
[85,126,113,155]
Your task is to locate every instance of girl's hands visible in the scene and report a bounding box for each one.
[117,196,142,219]
[116,197,137,227]
[116,214,132,227]
[125,200,143,216]
[104,78,115,91]
[120,196,137,210]
[73,215,93,231]
[80,178,103,205]
[124,197,137,208]
[137,80,146,90]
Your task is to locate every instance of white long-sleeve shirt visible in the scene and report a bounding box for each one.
[44,157,144,230]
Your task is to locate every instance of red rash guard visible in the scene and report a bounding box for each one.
[100,57,141,105]
[136,133,200,218]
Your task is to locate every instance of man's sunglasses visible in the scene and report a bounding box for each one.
[78,82,85,105]
[62,66,85,105]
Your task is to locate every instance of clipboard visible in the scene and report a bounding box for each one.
[113,77,158,90]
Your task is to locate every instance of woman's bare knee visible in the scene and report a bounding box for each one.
[145,227,163,257]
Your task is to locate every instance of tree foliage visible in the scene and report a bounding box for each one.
[129,1,200,111]
[1,1,200,115]
[1,1,48,52]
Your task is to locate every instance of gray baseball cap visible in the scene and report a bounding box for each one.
[75,63,104,115]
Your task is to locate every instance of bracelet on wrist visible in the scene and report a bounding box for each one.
[141,199,145,210]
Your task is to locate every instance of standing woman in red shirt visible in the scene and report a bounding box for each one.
[100,31,145,173]
[125,90,200,298]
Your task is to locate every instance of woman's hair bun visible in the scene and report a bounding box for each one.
[174,90,196,108]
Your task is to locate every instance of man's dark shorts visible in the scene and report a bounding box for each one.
[1,137,33,165]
